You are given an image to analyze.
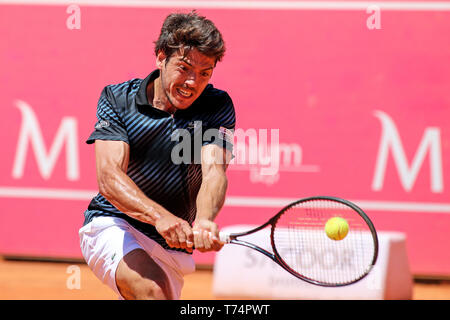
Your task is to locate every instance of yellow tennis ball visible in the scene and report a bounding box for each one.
[325,217,349,240]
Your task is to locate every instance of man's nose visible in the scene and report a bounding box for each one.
[184,70,197,87]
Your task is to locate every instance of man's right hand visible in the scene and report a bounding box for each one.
[154,214,194,252]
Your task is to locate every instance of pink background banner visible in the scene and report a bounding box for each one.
[1,3,449,276]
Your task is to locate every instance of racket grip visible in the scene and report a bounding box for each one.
[219,232,231,243]
[192,230,230,244]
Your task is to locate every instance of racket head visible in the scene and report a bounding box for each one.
[270,196,378,287]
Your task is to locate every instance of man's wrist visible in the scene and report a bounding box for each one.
[193,216,213,225]
[145,205,164,222]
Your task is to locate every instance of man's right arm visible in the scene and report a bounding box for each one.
[94,139,194,251]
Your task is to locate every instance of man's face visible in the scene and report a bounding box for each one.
[156,48,215,111]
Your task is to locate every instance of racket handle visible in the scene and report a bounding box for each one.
[192,230,231,244]
[219,232,231,243]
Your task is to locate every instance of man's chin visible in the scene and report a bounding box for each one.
[172,99,194,111]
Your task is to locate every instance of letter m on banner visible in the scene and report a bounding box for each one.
[12,100,79,180]
[372,110,443,193]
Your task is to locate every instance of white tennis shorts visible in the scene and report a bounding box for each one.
[79,216,196,300]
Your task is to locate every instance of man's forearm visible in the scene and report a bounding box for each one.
[99,168,170,225]
[195,170,228,221]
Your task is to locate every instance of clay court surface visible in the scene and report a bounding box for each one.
[0,257,449,300]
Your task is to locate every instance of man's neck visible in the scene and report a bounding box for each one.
[147,77,176,114]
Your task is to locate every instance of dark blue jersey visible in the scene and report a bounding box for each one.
[84,70,235,253]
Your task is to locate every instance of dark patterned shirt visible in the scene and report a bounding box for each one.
[83,69,235,253]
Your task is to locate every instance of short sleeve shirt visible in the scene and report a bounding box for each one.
[84,69,236,253]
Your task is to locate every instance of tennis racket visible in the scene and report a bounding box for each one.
[216,196,378,287]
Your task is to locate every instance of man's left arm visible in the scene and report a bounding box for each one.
[193,144,232,252]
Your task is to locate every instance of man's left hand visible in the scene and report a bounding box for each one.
[192,219,224,252]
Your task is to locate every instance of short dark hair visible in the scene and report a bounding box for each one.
[154,11,226,64]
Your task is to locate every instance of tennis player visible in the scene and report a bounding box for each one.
[79,11,235,300]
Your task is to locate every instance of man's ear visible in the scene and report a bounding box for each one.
[156,51,167,69]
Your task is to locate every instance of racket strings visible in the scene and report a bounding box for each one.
[273,199,376,286]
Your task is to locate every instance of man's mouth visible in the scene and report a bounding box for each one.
[176,87,193,98]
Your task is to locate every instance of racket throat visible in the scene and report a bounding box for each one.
[230,240,276,260]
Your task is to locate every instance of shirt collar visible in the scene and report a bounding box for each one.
[135,69,160,107]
